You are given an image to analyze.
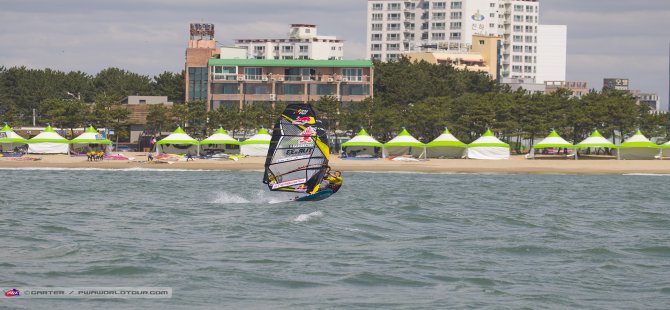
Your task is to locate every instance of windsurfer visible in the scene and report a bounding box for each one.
[323,170,343,193]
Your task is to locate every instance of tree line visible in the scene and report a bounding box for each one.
[1,58,668,150]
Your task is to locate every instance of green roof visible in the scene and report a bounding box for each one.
[208,58,374,68]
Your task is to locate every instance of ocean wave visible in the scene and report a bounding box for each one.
[293,211,324,222]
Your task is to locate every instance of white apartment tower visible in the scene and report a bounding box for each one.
[234,24,344,60]
[367,0,546,81]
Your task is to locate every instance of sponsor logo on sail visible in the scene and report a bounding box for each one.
[4,289,20,297]
[272,178,307,189]
[292,116,315,125]
[299,127,316,144]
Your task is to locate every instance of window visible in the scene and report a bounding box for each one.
[388,13,401,20]
[341,84,370,96]
[372,3,383,10]
[433,2,446,9]
[371,44,382,51]
[524,46,533,53]
[279,84,304,95]
[479,40,485,45]
[405,12,415,20]
[525,35,534,43]
[405,23,415,30]
[449,32,461,40]
[388,3,401,10]
[244,84,271,95]
[387,23,401,31]
[387,33,400,41]
[371,33,382,41]
[386,43,400,51]
[432,33,445,40]
[490,2,495,7]
[513,25,523,32]
[342,68,363,81]
[512,45,522,52]
[433,12,446,20]
[212,66,237,80]
[514,15,523,22]
[244,67,263,80]
[281,46,293,53]
[405,2,415,9]
[282,56,293,59]
[489,23,495,28]
[387,53,400,61]
[525,25,535,33]
[371,13,383,21]
[513,55,522,62]
[139,99,146,104]
[450,22,462,29]
[371,23,382,31]
[526,16,533,23]
[299,45,309,53]
[432,22,445,30]
[450,1,462,9]
[254,46,264,52]
[514,5,523,12]
[371,53,382,60]
[211,84,240,94]
[524,56,533,63]
[513,35,522,42]
[450,12,462,19]
[512,65,521,72]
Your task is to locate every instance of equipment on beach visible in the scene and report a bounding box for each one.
[263,103,333,201]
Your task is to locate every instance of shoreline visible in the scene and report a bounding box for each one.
[2,153,670,175]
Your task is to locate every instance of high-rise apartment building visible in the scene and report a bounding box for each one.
[367,0,555,82]
[234,24,344,61]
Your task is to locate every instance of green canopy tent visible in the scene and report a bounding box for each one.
[27,125,70,154]
[70,126,112,154]
[240,128,272,156]
[618,129,660,160]
[528,129,574,159]
[383,128,426,159]
[467,129,510,160]
[426,127,466,159]
[574,129,617,160]
[200,127,241,155]
[156,126,199,155]
[341,128,383,159]
[0,123,28,153]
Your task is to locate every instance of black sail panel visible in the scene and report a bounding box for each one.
[263,104,330,194]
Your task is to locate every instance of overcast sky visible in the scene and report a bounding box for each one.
[1,0,669,110]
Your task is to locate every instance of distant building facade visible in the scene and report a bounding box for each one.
[185,23,220,103]
[234,24,344,60]
[544,81,588,98]
[208,58,373,110]
[404,34,501,78]
[536,25,566,83]
[120,96,173,142]
[366,0,565,83]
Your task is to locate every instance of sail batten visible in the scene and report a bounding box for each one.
[263,104,329,194]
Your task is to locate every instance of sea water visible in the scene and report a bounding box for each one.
[1,169,669,309]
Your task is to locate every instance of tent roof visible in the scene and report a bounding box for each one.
[241,128,272,145]
[575,130,616,148]
[201,127,240,145]
[662,140,670,149]
[426,128,466,148]
[0,123,28,143]
[342,128,383,147]
[384,129,424,147]
[620,130,659,149]
[70,126,112,144]
[534,130,573,149]
[27,126,69,143]
[157,126,198,145]
[469,129,509,148]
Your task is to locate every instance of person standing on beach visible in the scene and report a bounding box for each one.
[186,151,193,162]
[148,151,153,162]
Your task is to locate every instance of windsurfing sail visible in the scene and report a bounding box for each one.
[263,104,330,195]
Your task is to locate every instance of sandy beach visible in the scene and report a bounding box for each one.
[2,152,670,174]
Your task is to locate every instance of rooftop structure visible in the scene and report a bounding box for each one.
[234,24,344,60]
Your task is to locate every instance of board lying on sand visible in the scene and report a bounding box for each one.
[263,103,335,201]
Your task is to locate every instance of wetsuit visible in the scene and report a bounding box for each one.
[325,175,343,193]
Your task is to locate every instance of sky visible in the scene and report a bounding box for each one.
[1,0,669,110]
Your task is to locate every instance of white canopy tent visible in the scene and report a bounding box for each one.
[200,127,240,155]
[27,125,69,154]
[527,130,574,159]
[574,129,617,159]
[426,128,466,159]
[618,130,660,160]
[0,123,28,152]
[240,128,271,156]
[70,126,112,154]
[467,129,510,160]
[341,128,383,158]
[383,128,426,159]
[156,126,199,155]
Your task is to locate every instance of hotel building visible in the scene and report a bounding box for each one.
[185,23,373,111]
[366,0,565,82]
[234,24,344,60]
